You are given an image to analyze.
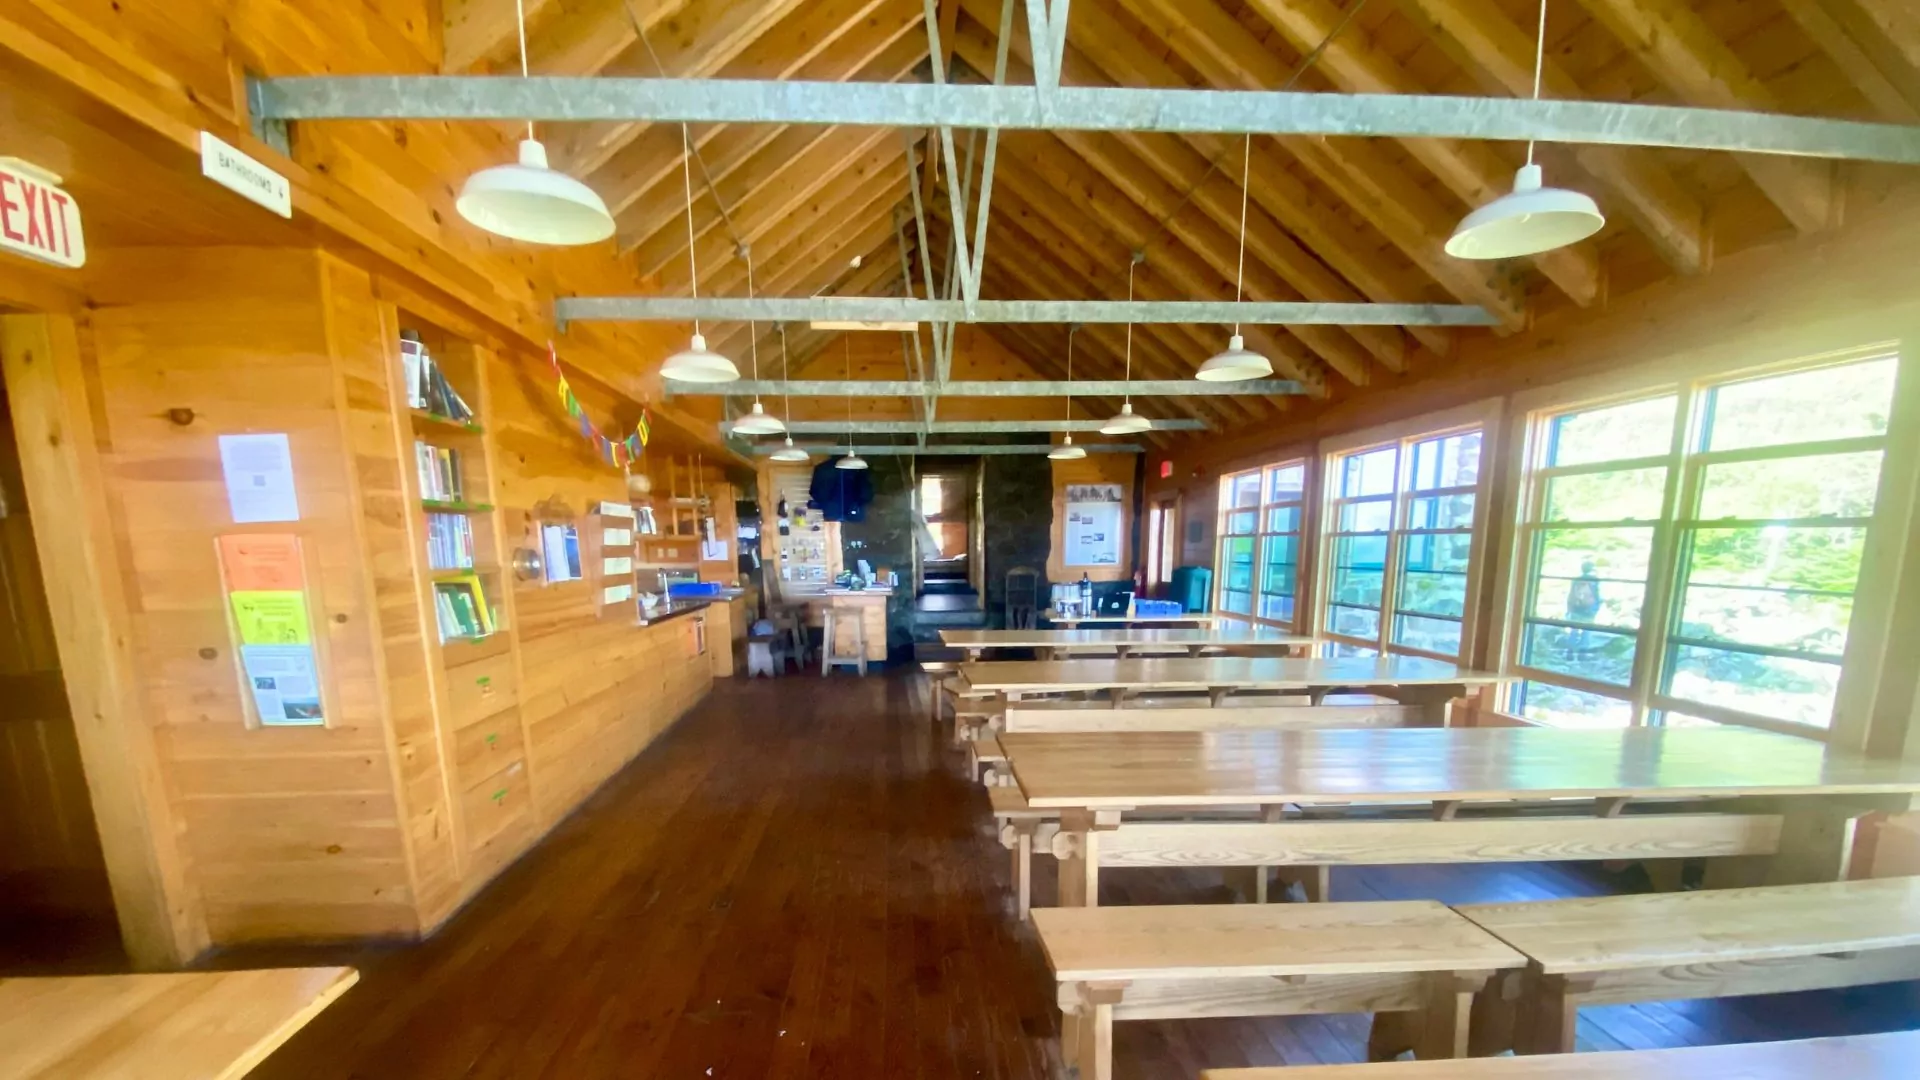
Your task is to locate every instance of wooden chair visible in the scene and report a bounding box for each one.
[1005,565,1040,630]
[1457,876,1920,1056]
[1034,902,1524,1080]
[820,605,867,676]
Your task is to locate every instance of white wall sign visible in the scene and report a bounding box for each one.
[1064,483,1124,568]
[218,433,301,523]
[0,157,85,268]
[199,132,292,218]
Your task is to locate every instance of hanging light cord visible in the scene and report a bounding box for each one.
[844,335,857,455]
[1122,255,1138,407]
[515,0,534,141]
[1526,0,1547,166]
[1063,325,1076,422]
[744,245,761,402]
[625,1,746,254]
[1233,132,1250,336]
[680,124,701,338]
[779,325,794,423]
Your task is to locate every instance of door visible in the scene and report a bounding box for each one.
[0,338,115,932]
[1147,496,1180,594]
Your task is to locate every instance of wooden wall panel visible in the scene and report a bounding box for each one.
[83,249,416,944]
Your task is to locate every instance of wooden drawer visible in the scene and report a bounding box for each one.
[445,653,518,726]
[452,708,526,790]
[460,755,531,858]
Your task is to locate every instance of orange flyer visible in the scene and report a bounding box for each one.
[218,534,306,592]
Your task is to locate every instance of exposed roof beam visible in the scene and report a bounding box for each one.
[1396,0,1707,275]
[748,443,1144,455]
[557,296,1499,326]
[443,0,558,73]
[250,78,1920,164]
[1575,0,1836,233]
[525,0,689,78]
[1778,0,1920,124]
[726,419,1207,434]
[667,379,1303,396]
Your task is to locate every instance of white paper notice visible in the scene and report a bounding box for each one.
[603,556,633,575]
[701,539,728,562]
[603,583,633,605]
[603,528,633,547]
[241,644,324,726]
[218,433,301,523]
[596,501,636,519]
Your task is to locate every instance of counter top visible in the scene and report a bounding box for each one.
[635,599,713,627]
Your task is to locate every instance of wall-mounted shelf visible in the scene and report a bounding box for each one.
[410,410,485,435]
[422,499,494,514]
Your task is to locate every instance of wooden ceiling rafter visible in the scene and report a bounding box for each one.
[1057,0,1524,334]
[693,161,913,303]
[946,12,1391,383]
[1573,0,1835,234]
[978,162,1299,423]
[571,0,912,210]
[547,0,812,176]
[707,215,908,361]
[1777,0,1920,123]
[526,0,690,80]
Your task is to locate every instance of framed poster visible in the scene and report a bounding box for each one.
[1064,483,1123,567]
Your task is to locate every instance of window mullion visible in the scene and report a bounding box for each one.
[1632,383,1699,725]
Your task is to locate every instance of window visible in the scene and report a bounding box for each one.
[1321,427,1486,660]
[1214,460,1307,630]
[1506,355,1900,732]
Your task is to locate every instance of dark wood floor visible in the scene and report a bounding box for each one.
[11,671,1920,1077]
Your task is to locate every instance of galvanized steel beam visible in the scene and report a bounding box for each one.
[723,418,1208,434]
[749,442,1143,455]
[557,296,1497,326]
[251,77,1920,164]
[669,378,1301,397]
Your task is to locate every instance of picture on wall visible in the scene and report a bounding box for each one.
[1064,483,1123,567]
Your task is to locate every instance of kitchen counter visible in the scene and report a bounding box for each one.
[635,598,713,627]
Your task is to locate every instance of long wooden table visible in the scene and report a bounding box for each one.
[0,966,357,1079]
[1198,1030,1920,1079]
[1001,726,1920,906]
[940,626,1315,661]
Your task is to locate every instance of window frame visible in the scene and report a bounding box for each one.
[1497,347,1908,739]
[1313,401,1502,662]
[1213,458,1310,632]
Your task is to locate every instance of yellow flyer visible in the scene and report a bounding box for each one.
[230,590,313,645]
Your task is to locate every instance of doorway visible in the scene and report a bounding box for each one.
[0,318,119,970]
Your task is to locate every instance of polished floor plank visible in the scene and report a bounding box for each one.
[8,671,1918,1077]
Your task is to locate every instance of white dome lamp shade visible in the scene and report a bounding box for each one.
[659,333,739,382]
[1048,434,1087,460]
[732,401,785,436]
[769,435,810,462]
[834,451,869,470]
[1100,402,1152,436]
[1196,333,1273,382]
[1446,163,1604,260]
[457,139,616,246]
[1447,0,1604,262]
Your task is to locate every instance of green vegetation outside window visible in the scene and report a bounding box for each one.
[1215,460,1307,631]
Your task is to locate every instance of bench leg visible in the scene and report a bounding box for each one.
[1016,829,1033,920]
[1365,1010,1417,1062]
[1060,982,1126,1080]
[1415,972,1483,1059]
[1253,866,1268,904]
[1518,972,1585,1056]
[1468,969,1523,1057]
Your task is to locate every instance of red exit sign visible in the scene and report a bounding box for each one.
[0,157,84,269]
[1159,459,1173,479]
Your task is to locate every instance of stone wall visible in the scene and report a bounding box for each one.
[836,455,918,655]
[983,452,1055,625]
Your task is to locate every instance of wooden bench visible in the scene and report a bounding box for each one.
[1002,696,1444,733]
[1457,876,1920,1055]
[1051,808,1785,909]
[969,733,1011,786]
[1197,1029,1920,1079]
[1034,902,1525,1080]
[990,786,1058,919]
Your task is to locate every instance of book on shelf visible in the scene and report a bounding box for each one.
[414,439,466,503]
[426,512,476,571]
[433,573,495,641]
[400,329,475,422]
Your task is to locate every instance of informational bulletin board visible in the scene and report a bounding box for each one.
[1064,483,1123,567]
[216,533,325,727]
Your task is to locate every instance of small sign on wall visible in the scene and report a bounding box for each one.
[0,157,84,268]
[218,433,301,523]
[1064,483,1124,568]
[200,132,292,218]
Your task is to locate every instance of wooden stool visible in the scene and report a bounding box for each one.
[746,635,777,678]
[820,607,868,676]
[773,606,809,671]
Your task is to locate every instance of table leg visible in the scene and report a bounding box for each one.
[1416,971,1489,1060]
[1767,794,1917,884]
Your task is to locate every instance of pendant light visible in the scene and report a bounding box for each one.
[1050,325,1088,460]
[1197,134,1273,382]
[660,125,741,383]
[769,326,810,461]
[834,335,868,470]
[1102,255,1154,436]
[729,246,786,435]
[1446,0,1603,260]
[455,0,614,245]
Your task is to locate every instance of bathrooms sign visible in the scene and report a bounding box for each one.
[0,157,84,269]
